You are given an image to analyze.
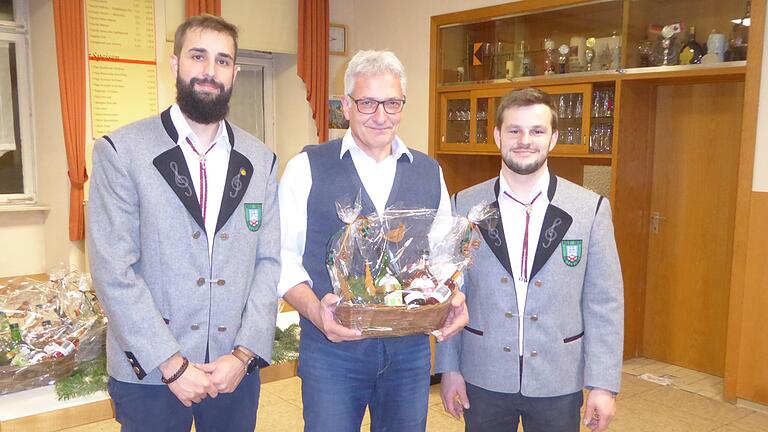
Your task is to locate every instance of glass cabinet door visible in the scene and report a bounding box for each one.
[440,90,504,153]
[442,93,470,145]
[546,84,592,155]
[588,85,616,154]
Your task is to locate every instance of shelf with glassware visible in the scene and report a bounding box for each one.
[433,0,751,87]
[437,82,616,158]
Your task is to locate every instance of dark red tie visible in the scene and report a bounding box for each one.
[504,190,542,283]
[186,137,215,222]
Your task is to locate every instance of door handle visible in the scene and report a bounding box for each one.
[650,211,666,234]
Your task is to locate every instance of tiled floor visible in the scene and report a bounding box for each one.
[62,358,768,432]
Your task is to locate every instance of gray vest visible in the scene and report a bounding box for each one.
[300,139,441,347]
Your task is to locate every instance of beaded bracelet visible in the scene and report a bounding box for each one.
[161,356,189,384]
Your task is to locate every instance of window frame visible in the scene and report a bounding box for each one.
[0,0,35,204]
[234,50,276,152]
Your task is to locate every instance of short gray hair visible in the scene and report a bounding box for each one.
[344,50,407,96]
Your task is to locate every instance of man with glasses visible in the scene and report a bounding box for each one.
[278,50,468,432]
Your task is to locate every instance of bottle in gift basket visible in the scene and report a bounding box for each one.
[407,250,439,295]
[9,323,22,346]
[426,269,461,305]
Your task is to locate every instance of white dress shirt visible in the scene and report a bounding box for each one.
[277,129,452,297]
[498,170,550,355]
[170,104,231,257]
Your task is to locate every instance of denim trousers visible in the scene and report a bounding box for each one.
[107,373,260,432]
[298,334,431,432]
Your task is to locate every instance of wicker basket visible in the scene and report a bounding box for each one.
[0,352,77,395]
[335,292,454,337]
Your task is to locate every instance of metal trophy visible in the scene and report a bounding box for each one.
[558,44,570,74]
[636,40,654,67]
[544,38,556,75]
[585,37,596,71]
[660,23,681,66]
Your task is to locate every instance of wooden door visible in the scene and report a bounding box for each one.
[641,81,743,376]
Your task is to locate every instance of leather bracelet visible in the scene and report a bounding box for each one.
[161,356,189,385]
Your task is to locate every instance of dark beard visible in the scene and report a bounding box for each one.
[176,77,232,124]
[502,149,548,175]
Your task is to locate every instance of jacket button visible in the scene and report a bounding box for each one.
[196,277,206,286]
[192,231,201,239]
[190,324,200,330]
[132,366,141,375]
[217,279,226,286]
[530,314,539,321]
[217,325,227,332]
[128,357,135,365]
[503,346,512,352]
[500,277,509,283]
[505,311,514,318]
[531,350,539,357]
[220,232,229,241]
[534,280,542,287]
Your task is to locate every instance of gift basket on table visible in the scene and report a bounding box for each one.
[0,269,107,395]
[327,197,494,337]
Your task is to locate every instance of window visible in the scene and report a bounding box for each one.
[227,51,275,151]
[0,0,34,202]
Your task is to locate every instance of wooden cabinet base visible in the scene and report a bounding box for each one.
[261,360,297,384]
[0,398,113,432]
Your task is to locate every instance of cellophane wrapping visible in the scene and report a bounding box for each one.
[326,197,496,336]
[0,268,107,395]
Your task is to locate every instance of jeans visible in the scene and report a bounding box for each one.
[107,373,260,432]
[298,334,431,432]
[464,382,583,432]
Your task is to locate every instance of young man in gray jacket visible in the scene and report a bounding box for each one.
[87,15,279,431]
[436,88,623,432]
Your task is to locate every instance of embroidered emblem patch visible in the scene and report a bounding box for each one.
[244,203,262,232]
[561,240,582,266]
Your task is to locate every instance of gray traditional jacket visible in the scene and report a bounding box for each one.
[87,108,280,384]
[435,175,624,396]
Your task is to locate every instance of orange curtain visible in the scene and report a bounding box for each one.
[298,0,329,143]
[186,0,221,17]
[53,1,87,241]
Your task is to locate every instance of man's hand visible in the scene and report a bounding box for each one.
[283,284,362,343]
[434,291,469,342]
[159,353,218,407]
[312,293,363,342]
[583,388,616,431]
[196,354,247,393]
[440,371,470,419]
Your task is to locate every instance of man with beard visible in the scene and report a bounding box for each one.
[435,88,623,432]
[87,15,279,431]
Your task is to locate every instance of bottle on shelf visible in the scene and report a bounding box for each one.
[679,26,704,64]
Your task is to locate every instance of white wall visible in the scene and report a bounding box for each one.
[343,0,507,153]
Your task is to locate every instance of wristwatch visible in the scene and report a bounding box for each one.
[231,346,259,375]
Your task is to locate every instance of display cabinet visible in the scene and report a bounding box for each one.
[428,0,764,399]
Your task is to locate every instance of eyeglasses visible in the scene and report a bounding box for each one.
[348,96,406,114]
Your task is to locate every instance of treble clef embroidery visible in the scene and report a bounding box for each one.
[541,218,562,248]
[170,161,193,197]
[488,228,503,247]
[229,172,243,198]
